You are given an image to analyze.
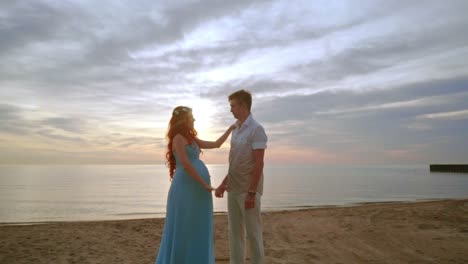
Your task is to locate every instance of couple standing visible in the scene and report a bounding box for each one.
[155,90,268,264]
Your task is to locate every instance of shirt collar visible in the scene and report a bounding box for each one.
[236,114,253,129]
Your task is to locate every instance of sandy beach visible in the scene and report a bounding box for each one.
[1,199,467,264]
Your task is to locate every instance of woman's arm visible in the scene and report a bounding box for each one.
[173,134,213,192]
[196,124,236,149]
[215,174,228,198]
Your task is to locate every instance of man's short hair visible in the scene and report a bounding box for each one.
[229,89,252,111]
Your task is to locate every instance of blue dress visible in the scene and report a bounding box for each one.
[155,143,215,264]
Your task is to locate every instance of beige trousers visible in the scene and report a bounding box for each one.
[227,192,264,264]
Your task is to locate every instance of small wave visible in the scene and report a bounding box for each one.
[111,212,164,216]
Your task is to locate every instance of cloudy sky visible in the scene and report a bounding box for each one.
[1,0,468,165]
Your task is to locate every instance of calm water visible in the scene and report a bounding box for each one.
[1,164,468,223]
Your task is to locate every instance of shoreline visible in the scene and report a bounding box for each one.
[1,197,462,226]
[1,198,467,263]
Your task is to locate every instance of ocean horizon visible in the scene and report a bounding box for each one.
[1,164,468,224]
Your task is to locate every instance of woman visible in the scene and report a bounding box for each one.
[155,106,234,264]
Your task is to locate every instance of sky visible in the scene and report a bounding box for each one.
[1,0,468,165]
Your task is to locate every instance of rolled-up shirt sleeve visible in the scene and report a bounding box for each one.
[251,125,267,150]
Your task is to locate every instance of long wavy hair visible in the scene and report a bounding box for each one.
[165,106,198,180]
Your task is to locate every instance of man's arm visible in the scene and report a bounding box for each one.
[215,175,228,198]
[249,149,265,193]
[245,148,265,209]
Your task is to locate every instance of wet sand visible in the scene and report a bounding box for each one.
[1,199,467,263]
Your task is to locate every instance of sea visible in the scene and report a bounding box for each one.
[1,164,468,224]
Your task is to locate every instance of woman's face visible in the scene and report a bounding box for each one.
[186,113,195,129]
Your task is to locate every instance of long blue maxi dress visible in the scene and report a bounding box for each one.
[155,143,215,264]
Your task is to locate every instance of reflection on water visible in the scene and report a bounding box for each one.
[1,164,467,223]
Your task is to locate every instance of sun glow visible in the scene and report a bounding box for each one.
[180,97,217,137]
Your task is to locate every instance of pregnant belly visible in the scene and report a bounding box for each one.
[192,159,210,181]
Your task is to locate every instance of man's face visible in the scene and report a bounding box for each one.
[229,99,242,119]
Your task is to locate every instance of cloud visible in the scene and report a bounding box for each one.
[1,0,468,164]
[251,76,468,164]
[41,117,86,133]
[417,109,468,120]
[36,129,84,143]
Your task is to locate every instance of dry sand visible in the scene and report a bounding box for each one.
[1,199,467,264]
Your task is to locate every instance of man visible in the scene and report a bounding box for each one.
[215,89,267,264]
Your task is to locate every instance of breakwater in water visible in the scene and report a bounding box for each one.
[430,164,468,173]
